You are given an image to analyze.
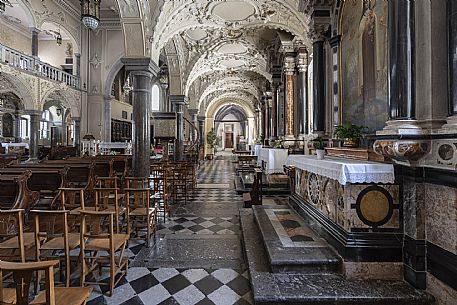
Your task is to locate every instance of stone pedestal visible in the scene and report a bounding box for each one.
[121,57,159,178]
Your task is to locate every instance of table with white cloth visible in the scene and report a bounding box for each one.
[252,144,263,156]
[1,143,28,154]
[285,155,400,234]
[257,148,289,175]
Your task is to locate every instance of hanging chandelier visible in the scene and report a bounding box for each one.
[56,25,62,46]
[80,0,100,30]
[0,0,13,14]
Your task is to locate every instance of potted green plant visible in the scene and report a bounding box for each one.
[206,128,218,160]
[334,122,365,148]
[313,137,326,159]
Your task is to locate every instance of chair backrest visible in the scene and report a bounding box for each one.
[79,210,114,253]
[31,210,70,259]
[124,177,148,189]
[125,188,150,210]
[95,176,119,189]
[0,209,25,262]
[94,188,119,212]
[59,188,85,210]
[0,260,59,305]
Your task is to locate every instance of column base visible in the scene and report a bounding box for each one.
[377,120,426,136]
[436,115,457,134]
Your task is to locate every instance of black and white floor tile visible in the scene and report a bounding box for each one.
[157,216,240,235]
[87,267,252,305]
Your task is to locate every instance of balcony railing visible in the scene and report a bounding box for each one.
[0,43,80,89]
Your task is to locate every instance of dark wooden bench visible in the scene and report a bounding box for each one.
[0,168,69,210]
[0,154,21,168]
[243,169,263,208]
[0,171,40,212]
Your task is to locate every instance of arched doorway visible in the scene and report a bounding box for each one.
[214,104,248,151]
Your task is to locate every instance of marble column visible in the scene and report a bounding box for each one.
[73,117,81,149]
[284,56,296,139]
[26,110,41,162]
[13,113,21,143]
[263,97,270,141]
[189,109,198,142]
[310,27,327,135]
[171,95,186,161]
[329,36,341,127]
[270,82,279,140]
[296,50,309,135]
[121,58,159,178]
[256,108,262,141]
[30,28,39,58]
[198,116,205,147]
[379,0,419,134]
[103,97,111,142]
[448,0,457,117]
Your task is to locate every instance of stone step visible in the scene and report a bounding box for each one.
[252,205,341,274]
[240,209,435,305]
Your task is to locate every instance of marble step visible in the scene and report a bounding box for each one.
[252,205,341,273]
[240,209,435,305]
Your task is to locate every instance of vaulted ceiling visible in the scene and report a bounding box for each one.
[152,0,311,116]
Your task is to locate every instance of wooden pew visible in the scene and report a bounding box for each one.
[8,163,95,202]
[243,168,263,208]
[0,154,21,168]
[0,171,40,212]
[0,168,68,210]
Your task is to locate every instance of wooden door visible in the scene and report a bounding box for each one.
[225,133,233,148]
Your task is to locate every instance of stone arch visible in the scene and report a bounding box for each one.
[206,98,255,119]
[0,73,35,110]
[104,58,125,99]
[38,20,80,54]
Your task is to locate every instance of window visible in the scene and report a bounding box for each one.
[151,84,160,111]
[122,111,128,119]
[20,115,30,139]
[40,110,50,139]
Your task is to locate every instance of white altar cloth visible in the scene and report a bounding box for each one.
[285,155,395,185]
[258,148,289,174]
[252,144,262,156]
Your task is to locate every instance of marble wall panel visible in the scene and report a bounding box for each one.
[425,183,457,255]
[295,168,400,232]
[343,262,403,280]
[427,273,457,305]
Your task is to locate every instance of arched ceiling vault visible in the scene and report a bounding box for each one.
[152,0,311,117]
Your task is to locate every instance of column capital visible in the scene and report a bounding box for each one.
[296,51,309,73]
[169,95,187,105]
[284,56,296,76]
[29,27,40,34]
[121,57,160,77]
[308,23,329,43]
[23,110,42,117]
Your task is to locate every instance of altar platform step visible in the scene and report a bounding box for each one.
[252,205,341,274]
[240,209,435,305]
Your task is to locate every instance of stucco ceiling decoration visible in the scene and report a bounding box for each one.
[210,1,256,22]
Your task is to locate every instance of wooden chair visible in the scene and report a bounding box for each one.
[243,169,263,208]
[0,209,35,263]
[31,210,79,287]
[149,177,170,222]
[125,188,156,246]
[168,168,188,205]
[79,210,129,296]
[59,188,85,230]
[95,176,119,189]
[0,260,92,305]
[93,188,127,234]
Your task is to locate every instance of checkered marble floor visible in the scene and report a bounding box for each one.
[87,156,252,305]
[87,268,252,305]
[157,216,240,235]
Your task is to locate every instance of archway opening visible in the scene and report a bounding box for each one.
[214,104,248,151]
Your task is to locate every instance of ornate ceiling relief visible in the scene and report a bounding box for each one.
[151,0,311,117]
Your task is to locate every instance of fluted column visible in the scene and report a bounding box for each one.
[171,95,186,161]
[25,110,41,162]
[284,56,296,139]
[121,58,159,178]
[309,26,327,134]
[296,50,309,135]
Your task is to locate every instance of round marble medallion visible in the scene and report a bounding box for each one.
[438,144,454,161]
[307,173,320,205]
[355,186,394,228]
